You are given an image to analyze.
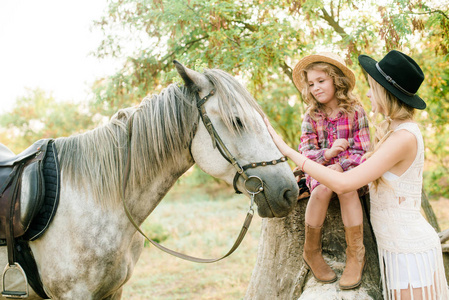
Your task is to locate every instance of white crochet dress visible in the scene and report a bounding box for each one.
[369,123,448,299]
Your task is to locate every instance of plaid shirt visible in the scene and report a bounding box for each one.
[299,105,371,172]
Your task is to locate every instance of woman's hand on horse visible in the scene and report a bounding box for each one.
[263,117,295,157]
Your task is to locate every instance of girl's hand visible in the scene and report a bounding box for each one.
[263,117,294,157]
[325,139,349,159]
[326,164,343,172]
[293,166,303,183]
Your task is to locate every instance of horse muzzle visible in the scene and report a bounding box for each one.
[243,174,298,218]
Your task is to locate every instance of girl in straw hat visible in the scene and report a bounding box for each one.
[291,52,371,289]
[266,50,448,299]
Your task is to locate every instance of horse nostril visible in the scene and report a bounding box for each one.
[283,189,297,207]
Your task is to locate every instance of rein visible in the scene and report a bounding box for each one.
[121,87,287,263]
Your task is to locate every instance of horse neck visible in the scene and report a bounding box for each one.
[125,92,199,223]
[125,146,195,224]
[55,99,198,222]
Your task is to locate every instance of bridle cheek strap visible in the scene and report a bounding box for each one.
[196,90,287,193]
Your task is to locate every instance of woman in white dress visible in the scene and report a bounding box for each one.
[265,50,448,300]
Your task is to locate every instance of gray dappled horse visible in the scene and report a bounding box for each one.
[0,62,298,299]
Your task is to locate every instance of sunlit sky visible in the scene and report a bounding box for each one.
[0,0,119,114]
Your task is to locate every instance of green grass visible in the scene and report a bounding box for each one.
[122,181,262,300]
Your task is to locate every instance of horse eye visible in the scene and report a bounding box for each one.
[232,117,244,128]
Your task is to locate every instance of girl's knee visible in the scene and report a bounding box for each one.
[311,185,333,200]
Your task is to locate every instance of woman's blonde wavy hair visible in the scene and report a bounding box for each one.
[364,75,415,189]
[299,62,360,120]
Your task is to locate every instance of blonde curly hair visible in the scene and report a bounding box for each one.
[299,62,360,120]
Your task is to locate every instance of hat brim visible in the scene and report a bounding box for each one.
[358,55,426,110]
[292,54,356,92]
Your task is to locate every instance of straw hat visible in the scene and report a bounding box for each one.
[358,50,426,109]
[292,52,356,91]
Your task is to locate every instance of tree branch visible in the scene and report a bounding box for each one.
[160,35,210,63]
[407,9,449,20]
[232,20,257,32]
[320,8,346,37]
[184,3,241,47]
[318,7,362,69]
[439,228,449,244]
[280,61,292,81]
[280,60,300,94]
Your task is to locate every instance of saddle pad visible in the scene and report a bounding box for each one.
[24,140,60,241]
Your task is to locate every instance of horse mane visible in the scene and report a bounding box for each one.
[55,68,263,207]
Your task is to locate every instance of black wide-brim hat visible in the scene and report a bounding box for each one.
[358,50,426,110]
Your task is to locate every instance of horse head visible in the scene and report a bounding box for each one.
[174,61,298,218]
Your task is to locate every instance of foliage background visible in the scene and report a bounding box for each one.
[1,0,448,197]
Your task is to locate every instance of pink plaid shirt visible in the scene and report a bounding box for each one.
[299,105,371,173]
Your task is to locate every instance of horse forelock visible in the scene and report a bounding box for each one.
[56,84,198,207]
[204,69,263,136]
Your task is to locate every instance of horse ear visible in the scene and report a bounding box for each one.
[174,60,194,87]
[173,60,209,90]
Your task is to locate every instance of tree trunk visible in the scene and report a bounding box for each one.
[423,191,449,285]
[438,227,449,285]
[421,190,441,232]
[245,194,383,299]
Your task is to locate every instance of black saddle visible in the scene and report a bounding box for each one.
[0,139,59,298]
[0,140,47,166]
[0,140,50,238]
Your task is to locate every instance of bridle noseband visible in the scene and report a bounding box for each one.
[195,88,287,196]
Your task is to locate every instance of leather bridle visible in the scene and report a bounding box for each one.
[121,86,288,263]
[195,89,287,194]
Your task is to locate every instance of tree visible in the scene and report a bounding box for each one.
[0,88,96,153]
[92,0,449,195]
[90,0,449,298]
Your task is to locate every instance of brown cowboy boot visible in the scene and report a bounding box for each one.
[339,224,365,289]
[303,223,337,283]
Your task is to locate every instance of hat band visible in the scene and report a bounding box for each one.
[375,63,415,97]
